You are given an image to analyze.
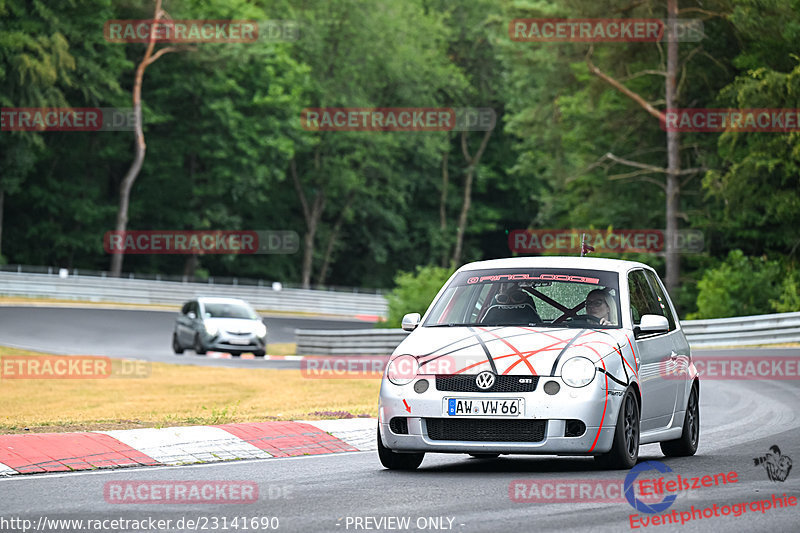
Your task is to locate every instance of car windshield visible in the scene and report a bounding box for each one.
[202,302,258,320]
[423,268,621,328]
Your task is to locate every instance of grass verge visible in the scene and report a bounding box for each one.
[0,346,379,434]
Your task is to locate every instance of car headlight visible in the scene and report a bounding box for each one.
[204,322,218,336]
[561,357,596,388]
[386,355,418,386]
[255,322,267,338]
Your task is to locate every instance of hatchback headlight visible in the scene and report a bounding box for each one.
[255,322,267,338]
[386,355,418,386]
[204,322,218,336]
[561,357,596,388]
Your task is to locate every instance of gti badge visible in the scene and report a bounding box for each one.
[475,371,496,390]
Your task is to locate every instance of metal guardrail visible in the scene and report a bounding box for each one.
[295,312,800,354]
[680,311,800,347]
[0,264,386,294]
[0,271,388,318]
[296,329,409,355]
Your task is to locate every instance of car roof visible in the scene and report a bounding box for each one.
[195,297,252,305]
[457,256,654,274]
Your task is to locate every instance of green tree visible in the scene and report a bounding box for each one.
[383,265,454,327]
[701,0,800,258]
[286,0,465,287]
[1,0,127,265]
[690,249,783,318]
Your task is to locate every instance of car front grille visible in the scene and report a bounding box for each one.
[435,374,539,393]
[425,418,546,442]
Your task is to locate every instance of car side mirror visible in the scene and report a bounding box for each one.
[635,314,669,338]
[401,313,421,332]
[187,312,196,319]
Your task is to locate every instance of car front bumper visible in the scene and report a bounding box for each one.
[204,333,266,352]
[378,375,622,455]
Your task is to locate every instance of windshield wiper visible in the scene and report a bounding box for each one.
[425,323,478,327]
[479,323,539,327]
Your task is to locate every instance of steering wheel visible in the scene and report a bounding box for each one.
[569,313,602,324]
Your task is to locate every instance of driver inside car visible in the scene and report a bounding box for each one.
[584,288,618,326]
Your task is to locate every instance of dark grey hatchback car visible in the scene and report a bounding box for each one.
[172,297,267,357]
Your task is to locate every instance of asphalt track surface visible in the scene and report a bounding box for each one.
[1,376,799,532]
[1,306,799,532]
[0,306,370,368]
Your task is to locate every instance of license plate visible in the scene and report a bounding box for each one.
[445,398,523,417]
[228,339,250,345]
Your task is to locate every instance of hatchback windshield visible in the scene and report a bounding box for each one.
[202,302,258,320]
[424,268,621,328]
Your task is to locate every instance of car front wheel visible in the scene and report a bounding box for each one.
[193,334,207,355]
[172,333,184,355]
[377,427,424,470]
[595,389,639,470]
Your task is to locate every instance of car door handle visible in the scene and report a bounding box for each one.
[670,351,678,360]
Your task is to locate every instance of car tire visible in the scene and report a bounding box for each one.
[253,350,266,358]
[377,427,424,470]
[469,454,500,459]
[172,333,184,355]
[595,388,640,470]
[660,384,699,457]
[193,334,207,355]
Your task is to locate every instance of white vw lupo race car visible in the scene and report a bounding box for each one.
[378,257,699,470]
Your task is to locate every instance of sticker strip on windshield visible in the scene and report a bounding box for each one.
[466,273,600,284]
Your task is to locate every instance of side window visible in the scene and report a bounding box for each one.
[627,270,660,324]
[644,271,677,331]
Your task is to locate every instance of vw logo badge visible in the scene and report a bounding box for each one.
[475,371,496,390]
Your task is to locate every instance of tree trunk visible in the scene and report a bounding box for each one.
[110,102,146,276]
[182,254,198,278]
[0,189,4,259]
[317,192,354,286]
[451,166,473,267]
[439,149,449,267]
[110,0,177,276]
[451,128,492,267]
[182,153,199,278]
[291,157,326,289]
[585,3,684,295]
[665,0,680,295]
